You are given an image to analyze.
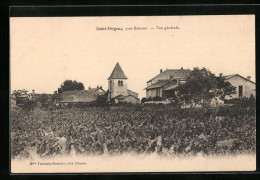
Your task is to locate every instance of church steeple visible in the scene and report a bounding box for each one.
[108,63,128,80]
[108,63,128,101]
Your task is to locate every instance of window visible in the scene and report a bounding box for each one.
[156,89,160,96]
[110,81,112,90]
[239,85,243,97]
[118,80,123,86]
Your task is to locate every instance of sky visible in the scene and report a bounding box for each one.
[10,15,255,98]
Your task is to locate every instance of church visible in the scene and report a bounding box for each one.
[53,62,139,106]
[108,63,139,103]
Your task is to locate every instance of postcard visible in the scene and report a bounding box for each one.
[10,15,256,173]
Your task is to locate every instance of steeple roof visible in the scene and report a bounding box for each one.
[108,63,128,80]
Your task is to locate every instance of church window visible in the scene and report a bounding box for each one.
[118,80,123,86]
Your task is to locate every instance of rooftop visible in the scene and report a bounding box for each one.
[223,74,255,84]
[59,88,106,103]
[147,68,191,83]
[108,63,128,80]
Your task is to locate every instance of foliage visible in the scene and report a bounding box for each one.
[58,80,85,93]
[38,94,49,105]
[21,100,37,111]
[11,102,255,159]
[176,68,236,105]
[141,98,147,103]
[224,96,256,108]
[215,76,237,100]
[153,96,162,101]
[141,96,161,103]
[96,92,108,106]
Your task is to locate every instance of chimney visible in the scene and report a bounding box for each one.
[89,86,91,90]
[247,76,251,80]
[54,91,57,94]
[97,85,99,89]
[160,69,163,73]
[181,67,183,70]
[100,86,102,89]
[177,77,180,86]
[32,90,35,101]
[219,73,223,77]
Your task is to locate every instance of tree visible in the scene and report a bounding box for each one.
[141,98,147,103]
[38,94,49,105]
[175,67,236,105]
[215,75,237,100]
[96,92,109,106]
[58,80,85,93]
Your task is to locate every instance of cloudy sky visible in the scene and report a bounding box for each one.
[10,15,255,98]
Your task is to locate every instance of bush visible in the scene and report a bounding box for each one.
[21,100,37,111]
[153,96,162,101]
[224,96,256,108]
[141,98,147,103]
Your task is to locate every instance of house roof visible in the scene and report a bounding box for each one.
[224,74,255,84]
[127,89,138,98]
[145,80,171,90]
[163,84,178,91]
[87,88,105,93]
[108,63,128,80]
[33,94,53,99]
[147,69,191,83]
[59,89,105,103]
[113,94,139,101]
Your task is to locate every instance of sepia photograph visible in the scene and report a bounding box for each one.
[10,15,256,173]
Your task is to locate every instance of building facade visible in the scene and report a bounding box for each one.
[145,68,191,100]
[224,74,256,99]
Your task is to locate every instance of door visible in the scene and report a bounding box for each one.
[239,85,243,97]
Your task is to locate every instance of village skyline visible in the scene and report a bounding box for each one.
[10,16,255,98]
[10,63,255,99]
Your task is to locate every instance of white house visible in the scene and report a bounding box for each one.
[224,74,256,99]
[145,68,191,99]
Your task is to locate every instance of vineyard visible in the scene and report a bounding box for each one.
[11,103,256,159]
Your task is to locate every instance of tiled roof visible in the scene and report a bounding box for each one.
[59,89,105,103]
[108,63,128,80]
[147,69,191,83]
[33,94,53,99]
[145,80,170,90]
[224,74,255,84]
[163,84,178,91]
[113,94,139,100]
[127,89,138,98]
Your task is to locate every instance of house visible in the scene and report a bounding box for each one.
[57,86,106,106]
[108,63,139,103]
[223,74,256,99]
[10,97,18,109]
[145,68,191,99]
[30,90,53,102]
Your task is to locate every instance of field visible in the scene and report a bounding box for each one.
[11,103,256,160]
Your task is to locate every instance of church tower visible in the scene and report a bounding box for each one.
[108,63,128,101]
